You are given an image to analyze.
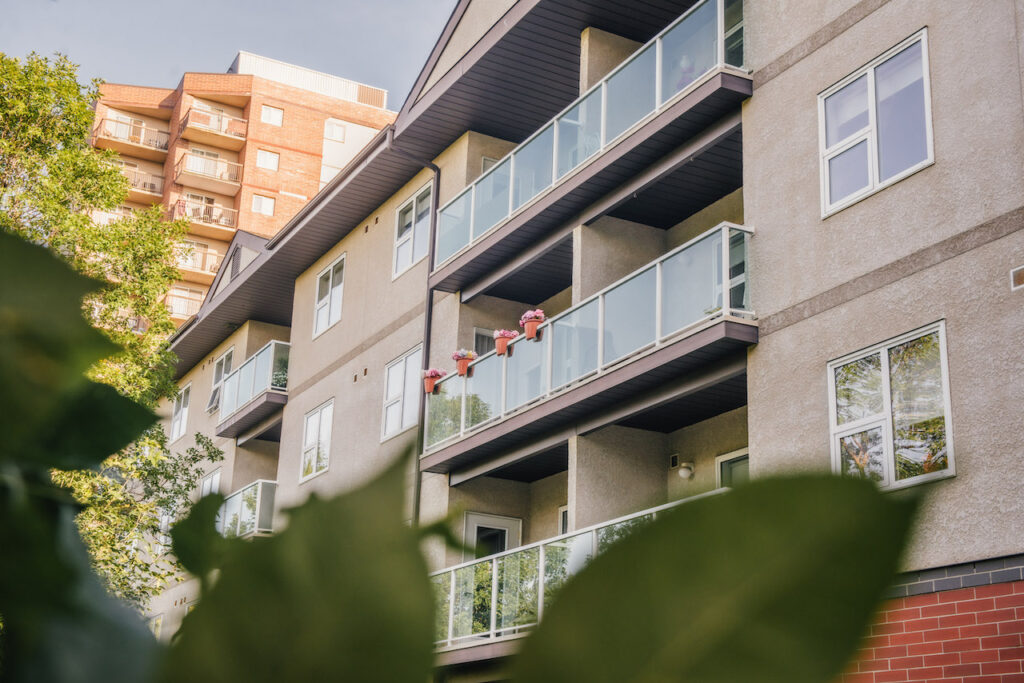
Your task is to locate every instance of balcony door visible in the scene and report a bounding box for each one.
[464,512,522,561]
[110,113,144,142]
[185,192,215,222]
[187,147,220,177]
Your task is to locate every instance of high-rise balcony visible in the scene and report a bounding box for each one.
[216,341,290,438]
[92,117,170,161]
[172,199,238,242]
[423,223,756,474]
[431,491,722,657]
[431,0,748,297]
[123,168,164,204]
[217,480,276,539]
[179,107,248,151]
[176,244,223,285]
[174,153,242,197]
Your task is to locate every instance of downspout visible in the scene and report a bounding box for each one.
[384,127,440,527]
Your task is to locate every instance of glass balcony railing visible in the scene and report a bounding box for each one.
[217,480,276,539]
[434,0,744,267]
[426,222,752,450]
[431,490,724,649]
[176,153,242,183]
[219,341,290,421]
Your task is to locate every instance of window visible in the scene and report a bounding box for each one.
[381,346,422,440]
[300,400,333,481]
[828,322,953,490]
[818,31,932,215]
[473,328,496,356]
[251,194,275,216]
[148,615,163,639]
[256,149,280,171]
[393,185,432,277]
[206,348,234,412]
[481,156,499,173]
[313,255,345,336]
[464,512,522,561]
[199,469,221,497]
[1012,265,1024,291]
[715,449,749,488]
[261,105,283,126]
[557,505,569,535]
[170,385,190,441]
[324,119,346,142]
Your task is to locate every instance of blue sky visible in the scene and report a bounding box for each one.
[0,0,458,111]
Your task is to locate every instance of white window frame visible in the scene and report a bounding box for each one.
[557,505,569,535]
[817,29,933,218]
[473,327,497,356]
[380,345,423,442]
[312,254,346,338]
[827,321,955,491]
[206,347,234,412]
[199,469,221,497]
[251,194,275,216]
[714,448,749,488]
[392,183,432,279]
[170,384,190,442]
[261,105,283,126]
[463,512,522,561]
[324,119,346,142]
[300,399,333,483]
[256,149,280,171]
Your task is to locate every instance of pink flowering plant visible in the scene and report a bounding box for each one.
[423,368,447,379]
[493,329,519,340]
[519,309,545,327]
[451,349,477,361]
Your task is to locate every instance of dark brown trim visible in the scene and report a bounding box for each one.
[215,392,287,438]
[753,0,893,90]
[449,433,572,486]
[760,205,1024,337]
[459,109,742,302]
[886,553,1024,599]
[420,319,757,473]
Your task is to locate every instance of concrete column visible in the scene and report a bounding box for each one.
[579,27,642,93]
[572,216,667,304]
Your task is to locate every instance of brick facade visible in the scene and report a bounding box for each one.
[842,580,1024,682]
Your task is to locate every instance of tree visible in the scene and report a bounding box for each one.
[0,51,208,609]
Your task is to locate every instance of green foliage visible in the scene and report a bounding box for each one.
[512,477,917,683]
[160,448,434,683]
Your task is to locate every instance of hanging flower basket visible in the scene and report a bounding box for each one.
[519,309,546,340]
[452,349,477,376]
[423,368,446,394]
[493,329,519,356]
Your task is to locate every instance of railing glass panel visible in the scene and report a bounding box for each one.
[550,299,599,390]
[542,532,593,607]
[424,223,752,451]
[434,0,745,267]
[218,341,290,420]
[496,547,540,632]
[452,561,492,640]
[602,267,657,366]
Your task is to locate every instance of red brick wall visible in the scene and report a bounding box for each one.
[840,581,1024,682]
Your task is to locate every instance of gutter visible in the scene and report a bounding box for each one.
[383,127,440,528]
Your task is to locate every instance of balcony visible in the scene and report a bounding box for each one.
[174,153,242,196]
[172,199,238,241]
[216,341,290,438]
[424,223,756,474]
[432,0,748,298]
[176,244,223,285]
[179,107,248,151]
[431,491,722,657]
[218,480,276,539]
[123,168,164,204]
[92,206,134,225]
[165,290,203,321]
[92,118,170,161]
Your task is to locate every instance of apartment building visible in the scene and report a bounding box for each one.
[154,1,1024,680]
[90,51,394,326]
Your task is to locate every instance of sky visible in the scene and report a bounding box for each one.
[0,0,459,111]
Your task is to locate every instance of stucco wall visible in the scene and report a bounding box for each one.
[573,217,667,303]
[666,406,749,501]
[579,27,642,93]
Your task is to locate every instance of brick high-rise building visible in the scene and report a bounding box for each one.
[90,52,395,326]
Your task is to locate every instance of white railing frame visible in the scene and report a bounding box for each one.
[425,222,754,451]
[96,117,170,150]
[431,488,727,649]
[177,153,243,183]
[182,107,248,138]
[218,479,277,539]
[433,0,746,268]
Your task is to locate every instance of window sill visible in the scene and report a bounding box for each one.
[380,422,419,445]
[298,467,330,485]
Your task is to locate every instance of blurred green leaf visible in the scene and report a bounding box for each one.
[512,476,917,683]
[0,232,153,470]
[160,445,434,683]
[170,493,238,592]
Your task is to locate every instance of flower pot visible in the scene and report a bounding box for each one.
[456,358,471,376]
[424,377,438,394]
[495,337,510,356]
[524,320,541,340]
